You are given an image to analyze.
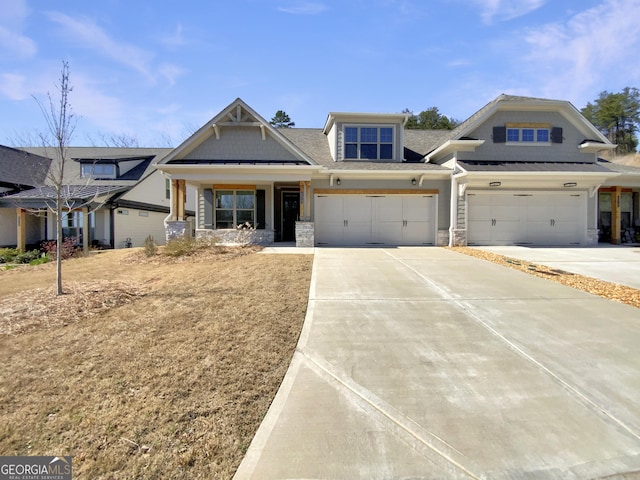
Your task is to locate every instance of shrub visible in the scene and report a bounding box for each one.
[0,248,19,263]
[29,255,50,266]
[164,236,217,257]
[42,237,79,260]
[143,235,158,257]
[15,249,43,264]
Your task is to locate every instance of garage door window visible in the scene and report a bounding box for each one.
[215,190,255,229]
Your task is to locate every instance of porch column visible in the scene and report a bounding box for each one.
[171,179,187,221]
[299,181,311,220]
[16,208,26,252]
[611,186,622,244]
[82,207,89,253]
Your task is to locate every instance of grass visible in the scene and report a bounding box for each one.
[0,246,313,479]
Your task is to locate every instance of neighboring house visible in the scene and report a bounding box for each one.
[157,95,640,247]
[0,145,51,247]
[0,146,196,250]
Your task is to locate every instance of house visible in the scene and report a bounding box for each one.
[0,146,196,250]
[156,95,640,248]
[0,145,51,247]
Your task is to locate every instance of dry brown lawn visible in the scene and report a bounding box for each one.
[0,246,313,479]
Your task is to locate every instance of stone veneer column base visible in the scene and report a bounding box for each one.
[295,222,314,247]
[587,228,599,246]
[437,230,450,246]
[166,221,191,243]
[451,229,467,247]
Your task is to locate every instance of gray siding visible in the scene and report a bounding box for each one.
[459,111,595,163]
[184,127,299,161]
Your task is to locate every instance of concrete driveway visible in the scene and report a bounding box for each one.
[473,245,640,290]
[235,247,640,479]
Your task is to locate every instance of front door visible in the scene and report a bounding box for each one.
[282,192,300,242]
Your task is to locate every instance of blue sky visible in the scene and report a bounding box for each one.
[1,0,640,146]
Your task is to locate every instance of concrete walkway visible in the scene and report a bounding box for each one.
[235,247,640,479]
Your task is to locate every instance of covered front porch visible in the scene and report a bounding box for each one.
[164,175,316,247]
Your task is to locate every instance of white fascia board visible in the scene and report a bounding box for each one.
[426,140,485,162]
[157,164,322,177]
[323,112,409,134]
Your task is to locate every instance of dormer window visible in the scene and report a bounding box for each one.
[81,163,116,179]
[344,126,394,160]
[506,127,550,143]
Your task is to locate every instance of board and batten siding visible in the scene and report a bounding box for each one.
[183,127,299,162]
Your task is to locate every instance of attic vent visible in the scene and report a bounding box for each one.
[551,127,563,144]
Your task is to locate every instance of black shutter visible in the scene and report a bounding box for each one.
[256,189,265,229]
[551,127,563,143]
[203,188,213,228]
[493,126,506,143]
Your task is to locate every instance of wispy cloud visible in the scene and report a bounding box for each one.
[45,11,155,79]
[472,0,546,23]
[0,0,37,58]
[159,63,187,86]
[0,73,30,100]
[160,23,188,49]
[521,0,640,104]
[277,2,328,15]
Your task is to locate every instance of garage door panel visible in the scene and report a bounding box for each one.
[314,193,436,246]
[467,192,586,246]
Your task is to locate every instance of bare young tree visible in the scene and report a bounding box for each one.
[33,61,77,295]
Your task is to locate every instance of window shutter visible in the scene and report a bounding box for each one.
[493,126,506,143]
[203,188,213,229]
[256,189,266,229]
[551,127,563,143]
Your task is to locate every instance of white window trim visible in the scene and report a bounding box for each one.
[213,189,256,229]
[505,127,551,146]
[342,124,396,161]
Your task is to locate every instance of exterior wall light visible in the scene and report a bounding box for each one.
[489,181,501,187]
[563,182,577,187]
[336,178,341,185]
[411,178,417,185]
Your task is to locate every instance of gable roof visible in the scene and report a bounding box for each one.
[157,98,317,166]
[0,145,51,191]
[445,94,613,146]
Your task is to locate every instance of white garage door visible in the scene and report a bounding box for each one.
[467,191,586,246]
[314,194,437,246]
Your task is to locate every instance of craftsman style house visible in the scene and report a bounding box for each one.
[157,95,640,248]
[0,146,195,250]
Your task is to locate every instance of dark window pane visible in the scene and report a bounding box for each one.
[507,129,519,142]
[345,143,358,158]
[215,210,233,229]
[537,129,549,142]
[360,144,378,159]
[380,144,393,159]
[380,127,393,143]
[237,210,254,225]
[215,191,233,209]
[345,127,358,143]
[522,129,534,142]
[360,128,377,142]
[236,191,255,209]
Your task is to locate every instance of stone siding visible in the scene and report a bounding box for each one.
[295,222,314,247]
[165,221,191,243]
[196,228,274,246]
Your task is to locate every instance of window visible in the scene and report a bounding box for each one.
[165,179,171,199]
[344,126,394,160]
[81,163,116,178]
[214,190,255,229]
[505,126,550,144]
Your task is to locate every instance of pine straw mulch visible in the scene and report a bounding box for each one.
[449,247,640,309]
[0,280,147,335]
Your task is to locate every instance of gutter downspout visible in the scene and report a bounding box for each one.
[448,154,459,247]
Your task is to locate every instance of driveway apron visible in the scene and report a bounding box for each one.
[234,247,640,479]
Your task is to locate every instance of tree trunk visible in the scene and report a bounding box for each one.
[56,206,63,295]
